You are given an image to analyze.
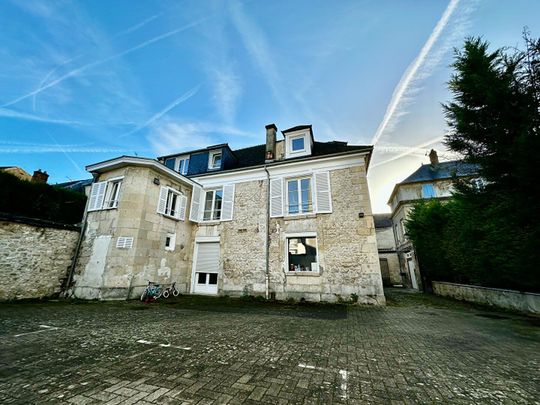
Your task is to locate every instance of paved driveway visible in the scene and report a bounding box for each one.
[1,290,539,404]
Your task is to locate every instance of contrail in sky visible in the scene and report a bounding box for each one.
[119,85,201,138]
[371,136,445,168]
[2,17,208,108]
[370,0,461,145]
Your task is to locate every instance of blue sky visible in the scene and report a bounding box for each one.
[1,0,539,212]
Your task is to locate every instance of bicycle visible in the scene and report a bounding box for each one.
[161,282,180,299]
[140,281,179,302]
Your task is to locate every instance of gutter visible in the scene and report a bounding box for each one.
[264,165,271,299]
[63,174,95,297]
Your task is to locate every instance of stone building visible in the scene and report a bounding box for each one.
[373,214,401,287]
[387,150,479,290]
[70,124,385,304]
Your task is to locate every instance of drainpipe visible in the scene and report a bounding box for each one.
[63,175,95,297]
[264,165,271,299]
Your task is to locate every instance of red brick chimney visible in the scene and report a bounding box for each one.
[429,149,439,166]
[32,169,49,183]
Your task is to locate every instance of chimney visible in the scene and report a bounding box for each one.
[32,169,49,183]
[429,149,439,166]
[265,123,277,162]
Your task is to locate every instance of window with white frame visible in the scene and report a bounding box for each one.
[287,235,318,272]
[157,186,187,220]
[88,177,123,212]
[178,157,189,175]
[165,232,176,251]
[208,150,222,170]
[287,177,313,214]
[203,188,223,221]
[291,135,305,152]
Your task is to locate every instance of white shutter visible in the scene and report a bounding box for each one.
[177,194,187,221]
[189,185,203,222]
[116,236,133,249]
[88,181,107,211]
[221,184,235,221]
[195,242,220,273]
[314,171,332,213]
[270,178,284,217]
[157,186,168,215]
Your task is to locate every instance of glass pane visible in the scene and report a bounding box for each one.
[212,153,222,168]
[197,273,207,284]
[288,237,317,272]
[208,273,218,285]
[179,158,189,175]
[300,178,312,212]
[170,193,178,216]
[203,191,214,220]
[213,189,223,220]
[292,137,304,151]
[287,180,299,214]
[165,158,175,170]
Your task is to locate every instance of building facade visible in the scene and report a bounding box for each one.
[70,124,385,304]
[373,214,401,287]
[387,150,479,290]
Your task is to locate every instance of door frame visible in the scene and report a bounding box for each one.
[190,236,220,295]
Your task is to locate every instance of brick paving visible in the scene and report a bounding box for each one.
[0,290,539,404]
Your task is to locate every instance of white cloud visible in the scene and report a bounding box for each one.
[209,66,242,125]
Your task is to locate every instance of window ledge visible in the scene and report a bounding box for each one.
[200,220,221,225]
[284,213,316,220]
[285,272,320,277]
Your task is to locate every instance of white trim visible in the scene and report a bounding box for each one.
[208,150,222,170]
[195,236,221,243]
[192,152,367,188]
[86,156,200,188]
[284,176,314,216]
[284,232,319,274]
[190,240,220,295]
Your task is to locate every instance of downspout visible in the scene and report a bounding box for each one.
[63,175,95,297]
[264,165,270,299]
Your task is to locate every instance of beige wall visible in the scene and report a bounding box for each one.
[194,165,385,304]
[73,166,194,299]
[389,179,454,212]
[0,220,79,300]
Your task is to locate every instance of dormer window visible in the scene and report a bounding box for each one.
[291,136,305,152]
[208,150,222,170]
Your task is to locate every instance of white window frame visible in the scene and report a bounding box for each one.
[177,157,190,175]
[165,232,176,251]
[290,134,306,153]
[202,187,223,222]
[284,232,319,274]
[208,150,222,170]
[285,132,311,158]
[104,177,123,209]
[159,187,185,220]
[285,176,314,216]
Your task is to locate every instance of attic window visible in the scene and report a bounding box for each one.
[208,150,222,170]
[291,136,305,152]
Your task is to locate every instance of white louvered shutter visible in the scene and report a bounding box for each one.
[270,178,284,217]
[88,181,107,211]
[314,171,332,213]
[189,185,203,222]
[177,194,187,220]
[221,184,235,221]
[157,186,168,215]
[195,242,220,273]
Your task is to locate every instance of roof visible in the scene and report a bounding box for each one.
[282,125,312,134]
[400,160,480,184]
[224,141,372,170]
[373,213,393,228]
[55,178,93,193]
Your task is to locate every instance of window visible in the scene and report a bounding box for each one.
[88,178,123,211]
[157,187,187,220]
[203,188,223,221]
[422,184,436,198]
[164,158,175,170]
[287,177,312,214]
[291,136,305,152]
[165,233,176,251]
[287,236,318,272]
[104,179,122,209]
[178,158,189,175]
[400,219,407,240]
[208,150,222,170]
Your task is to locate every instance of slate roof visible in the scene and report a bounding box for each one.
[227,141,372,171]
[55,178,93,193]
[400,160,480,184]
[373,213,393,228]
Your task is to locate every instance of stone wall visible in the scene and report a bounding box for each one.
[72,167,194,300]
[432,281,540,315]
[0,216,79,300]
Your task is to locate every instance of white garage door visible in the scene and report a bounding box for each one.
[192,242,220,294]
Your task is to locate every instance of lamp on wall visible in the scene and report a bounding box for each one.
[153,177,160,185]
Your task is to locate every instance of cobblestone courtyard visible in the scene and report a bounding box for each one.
[1,290,539,404]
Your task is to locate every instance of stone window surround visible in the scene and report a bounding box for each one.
[284,232,320,276]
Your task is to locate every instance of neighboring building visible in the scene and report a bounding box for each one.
[0,166,32,181]
[70,124,385,304]
[387,150,479,290]
[56,178,93,196]
[373,214,401,287]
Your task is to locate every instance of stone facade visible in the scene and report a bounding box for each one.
[0,218,79,300]
[374,225,401,286]
[72,166,194,300]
